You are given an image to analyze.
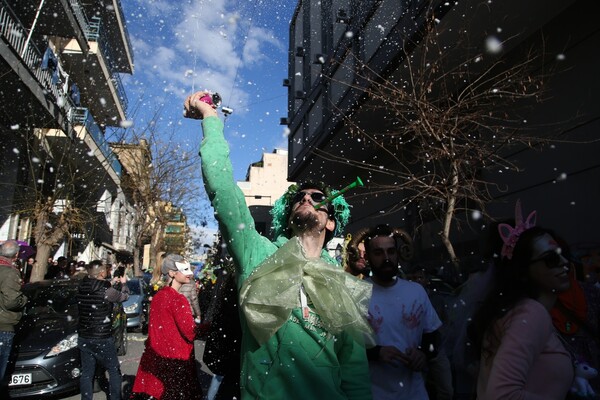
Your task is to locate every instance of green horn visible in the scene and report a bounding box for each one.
[314,177,364,210]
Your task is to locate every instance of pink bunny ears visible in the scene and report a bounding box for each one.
[498,200,537,260]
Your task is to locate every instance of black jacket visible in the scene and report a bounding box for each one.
[77,277,128,339]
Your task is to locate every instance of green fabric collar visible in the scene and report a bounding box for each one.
[240,237,374,345]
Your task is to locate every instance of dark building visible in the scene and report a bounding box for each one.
[285,0,600,269]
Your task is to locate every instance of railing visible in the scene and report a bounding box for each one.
[88,16,129,111]
[70,107,123,177]
[69,0,94,39]
[86,15,101,41]
[113,0,134,66]
[0,1,73,121]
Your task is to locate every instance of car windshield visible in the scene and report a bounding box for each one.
[126,280,142,295]
[23,284,79,315]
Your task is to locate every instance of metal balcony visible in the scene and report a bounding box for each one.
[0,0,73,132]
[69,107,123,177]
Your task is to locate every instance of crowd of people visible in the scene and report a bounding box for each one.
[0,91,598,400]
[184,92,600,400]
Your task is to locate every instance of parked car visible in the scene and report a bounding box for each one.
[122,277,149,333]
[7,279,127,398]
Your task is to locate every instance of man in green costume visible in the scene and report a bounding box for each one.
[185,91,373,399]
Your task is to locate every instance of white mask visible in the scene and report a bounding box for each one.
[175,261,194,277]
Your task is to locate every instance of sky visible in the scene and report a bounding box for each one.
[118,0,298,233]
[120,0,296,176]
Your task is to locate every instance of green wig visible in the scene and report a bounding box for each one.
[270,180,351,241]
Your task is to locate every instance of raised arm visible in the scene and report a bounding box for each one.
[184,91,274,283]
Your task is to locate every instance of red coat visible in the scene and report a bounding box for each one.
[131,286,202,399]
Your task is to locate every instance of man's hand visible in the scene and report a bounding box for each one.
[378,345,406,364]
[401,347,427,371]
[112,275,127,285]
[184,91,219,120]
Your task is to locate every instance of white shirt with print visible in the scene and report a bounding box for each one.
[367,278,442,400]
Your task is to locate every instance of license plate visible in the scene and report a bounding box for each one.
[9,373,32,386]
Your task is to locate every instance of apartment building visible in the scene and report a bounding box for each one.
[237,148,294,237]
[285,0,600,266]
[0,0,135,264]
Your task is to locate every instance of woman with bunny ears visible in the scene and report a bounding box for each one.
[469,201,574,399]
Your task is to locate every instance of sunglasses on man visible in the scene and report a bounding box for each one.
[292,191,326,204]
[291,191,332,212]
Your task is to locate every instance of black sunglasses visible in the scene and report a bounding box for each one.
[291,191,327,205]
[529,251,565,269]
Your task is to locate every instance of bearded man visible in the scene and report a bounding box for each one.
[364,224,442,400]
[185,91,373,400]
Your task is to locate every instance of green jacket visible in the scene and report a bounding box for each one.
[200,116,372,400]
[0,257,28,332]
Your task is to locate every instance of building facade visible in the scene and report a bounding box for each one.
[237,148,294,237]
[285,0,600,269]
[0,0,136,265]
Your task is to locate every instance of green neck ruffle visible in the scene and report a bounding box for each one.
[239,237,374,345]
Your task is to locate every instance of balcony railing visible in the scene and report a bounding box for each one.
[113,0,134,66]
[70,107,123,177]
[58,1,129,112]
[0,1,74,122]
[68,0,92,39]
[88,16,129,111]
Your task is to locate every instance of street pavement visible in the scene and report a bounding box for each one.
[60,332,214,399]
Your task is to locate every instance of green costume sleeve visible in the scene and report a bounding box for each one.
[336,332,374,400]
[199,116,275,285]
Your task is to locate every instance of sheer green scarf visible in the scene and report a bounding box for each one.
[240,237,374,345]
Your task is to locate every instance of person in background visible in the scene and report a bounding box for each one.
[45,256,62,279]
[71,261,88,279]
[550,239,600,395]
[469,202,574,399]
[185,90,373,400]
[22,257,35,284]
[0,240,28,390]
[179,278,201,322]
[202,263,242,400]
[77,260,129,400]
[443,221,505,400]
[130,254,202,400]
[364,224,442,400]
[406,267,454,400]
[67,260,77,277]
[343,228,371,279]
[56,256,69,279]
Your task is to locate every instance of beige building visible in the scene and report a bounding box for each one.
[237,148,294,237]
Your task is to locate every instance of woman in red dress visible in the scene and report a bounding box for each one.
[130,254,202,400]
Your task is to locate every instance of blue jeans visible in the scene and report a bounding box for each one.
[207,374,223,400]
[78,337,122,400]
[0,331,15,385]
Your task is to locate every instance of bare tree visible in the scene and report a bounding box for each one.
[7,125,120,282]
[316,17,569,267]
[112,108,208,276]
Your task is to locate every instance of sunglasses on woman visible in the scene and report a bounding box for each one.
[529,251,566,269]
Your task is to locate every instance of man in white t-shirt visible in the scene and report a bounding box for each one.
[364,224,442,400]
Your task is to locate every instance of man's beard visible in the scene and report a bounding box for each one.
[372,259,398,282]
[289,208,322,233]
